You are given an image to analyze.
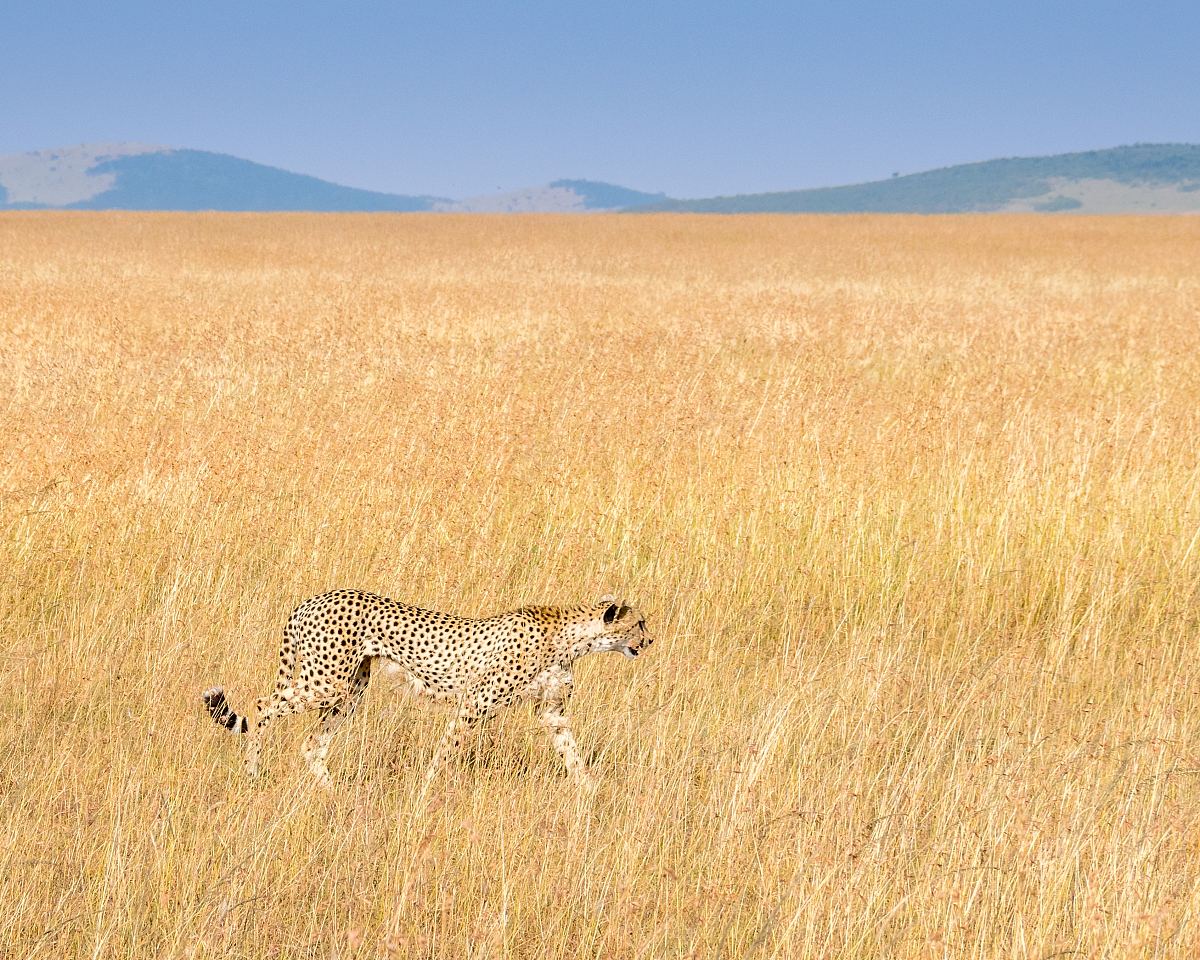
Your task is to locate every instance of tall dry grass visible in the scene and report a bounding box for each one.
[1,212,1199,958]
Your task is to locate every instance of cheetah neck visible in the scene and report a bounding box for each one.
[513,605,611,668]
[549,618,607,666]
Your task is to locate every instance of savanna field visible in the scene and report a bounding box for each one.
[3,213,1200,959]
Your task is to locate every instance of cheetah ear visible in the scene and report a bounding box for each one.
[602,603,619,625]
[598,594,616,605]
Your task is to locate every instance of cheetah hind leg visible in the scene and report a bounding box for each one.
[245,686,326,778]
[239,632,303,777]
[300,660,371,789]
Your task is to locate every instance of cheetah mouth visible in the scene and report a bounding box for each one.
[621,647,639,659]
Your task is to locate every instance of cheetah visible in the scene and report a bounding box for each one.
[201,590,651,790]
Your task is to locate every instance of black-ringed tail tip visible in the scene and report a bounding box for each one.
[202,685,249,733]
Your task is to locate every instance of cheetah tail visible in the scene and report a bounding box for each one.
[201,686,250,734]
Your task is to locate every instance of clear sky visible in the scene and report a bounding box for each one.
[5,0,1198,199]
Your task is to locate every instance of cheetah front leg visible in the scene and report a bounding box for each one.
[418,674,516,799]
[419,709,480,801]
[539,697,595,789]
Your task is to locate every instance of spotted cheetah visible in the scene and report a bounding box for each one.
[201,590,651,790]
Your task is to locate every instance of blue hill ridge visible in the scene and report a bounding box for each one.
[637,144,1200,213]
[68,150,443,211]
[3,142,1199,213]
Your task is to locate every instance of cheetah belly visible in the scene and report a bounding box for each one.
[374,658,460,703]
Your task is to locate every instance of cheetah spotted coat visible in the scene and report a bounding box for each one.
[201,590,651,789]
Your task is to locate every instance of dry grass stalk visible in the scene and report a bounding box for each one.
[1,212,1199,958]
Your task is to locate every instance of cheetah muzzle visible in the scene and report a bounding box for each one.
[200,590,652,791]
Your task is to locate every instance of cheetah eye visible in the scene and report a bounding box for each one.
[603,604,618,625]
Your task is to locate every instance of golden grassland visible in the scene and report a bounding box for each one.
[1,213,1199,959]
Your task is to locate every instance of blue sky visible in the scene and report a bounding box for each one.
[4,1,1198,198]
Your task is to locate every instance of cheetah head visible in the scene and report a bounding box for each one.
[594,594,652,659]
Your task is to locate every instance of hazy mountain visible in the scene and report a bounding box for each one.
[639,144,1200,213]
[0,144,665,212]
[0,144,443,211]
[4,142,1199,213]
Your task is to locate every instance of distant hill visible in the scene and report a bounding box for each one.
[0,144,666,212]
[73,150,443,211]
[4,142,1199,213]
[639,144,1200,213]
[0,144,443,211]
